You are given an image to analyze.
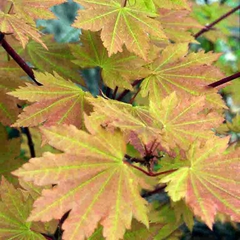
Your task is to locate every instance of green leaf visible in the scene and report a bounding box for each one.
[71,30,151,90]
[0,178,53,240]
[22,36,85,86]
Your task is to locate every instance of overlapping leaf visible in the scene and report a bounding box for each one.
[157,8,202,43]
[73,0,166,60]
[11,0,66,23]
[86,95,158,145]
[0,12,46,48]
[8,71,92,128]
[87,92,223,152]
[13,124,153,240]
[21,127,60,158]
[140,43,226,108]
[89,203,183,239]
[149,92,224,151]
[160,137,240,228]
[20,36,85,86]
[0,124,23,184]
[0,60,26,125]
[70,30,150,90]
[216,114,240,135]
[0,0,65,48]
[0,178,57,239]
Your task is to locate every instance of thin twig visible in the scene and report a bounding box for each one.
[21,127,36,158]
[117,79,141,101]
[112,86,118,99]
[53,210,71,239]
[129,87,141,104]
[105,87,111,98]
[141,185,166,198]
[124,161,177,177]
[148,139,157,154]
[125,154,145,163]
[7,3,14,14]
[194,5,240,38]
[207,72,240,88]
[122,0,127,7]
[0,32,42,86]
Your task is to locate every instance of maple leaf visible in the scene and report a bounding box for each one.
[223,79,240,106]
[13,124,154,240]
[0,89,22,125]
[87,92,223,152]
[172,200,194,231]
[0,178,57,239]
[0,11,46,48]
[89,203,182,239]
[0,60,26,125]
[216,114,240,135]
[157,8,202,43]
[19,35,86,86]
[160,137,240,229]
[8,71,92,128]
[11,0,66,23]
[70,30,150,90]
[72,0,167,60]
[149,92,224,151]
[140,43,226,108]
[0,124,24,185]
[0,0,65,48]
[86,95,158,145]
[18,179,59,234]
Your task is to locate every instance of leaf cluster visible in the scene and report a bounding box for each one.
[0,0,239,240]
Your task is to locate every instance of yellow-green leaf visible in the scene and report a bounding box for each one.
[73,0,166,60]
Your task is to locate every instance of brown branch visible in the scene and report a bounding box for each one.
[124,161,177,177]
[21,127,36,158]
[194,5,240,38]
[7,3,14,14]
[207,72,240,88]
[0,32,42,86]
[124,154,145,163]
[122,0,128,7]
[117,79,142,101]
[112,86,118,99]
[129,87,141,104]
[105,86,111,98]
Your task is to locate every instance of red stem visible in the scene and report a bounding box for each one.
[129,87,141,104]
[194,5,240,38]
[207,72,240,88]
[117,79,141,101]
[124,161,177,177]
[0,32,42,86]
